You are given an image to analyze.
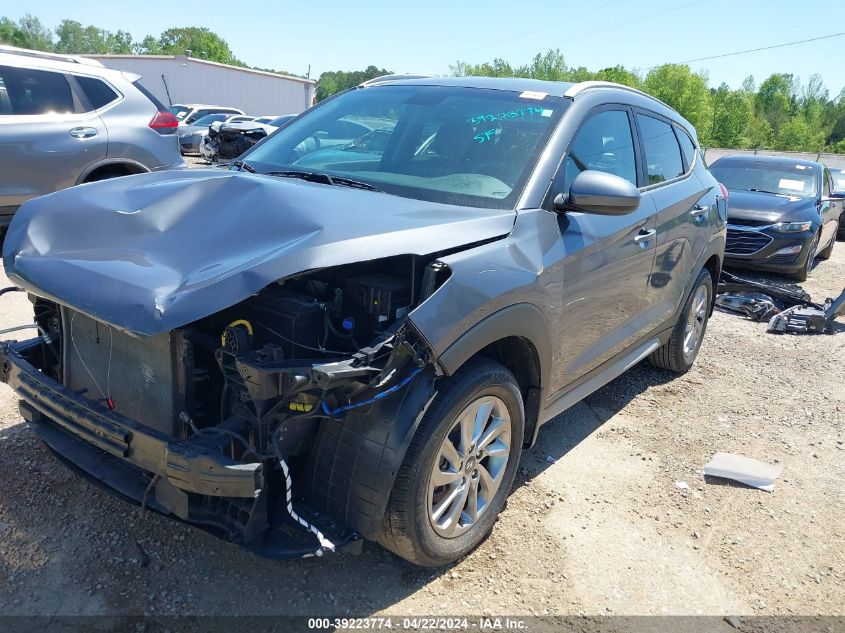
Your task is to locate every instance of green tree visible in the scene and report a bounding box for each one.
[0,14,52,50]
[55,20,133,54]
[142,27,238,64]
[594,65,641,88]
[710,83,753,148]
[642,64,714,142]
[755,73,797,136]
[316,65,391,101]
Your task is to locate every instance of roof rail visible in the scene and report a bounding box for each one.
[563,80,652,100]
[563,80,681,116]
[359,74,432,87]
[0,44,103,66]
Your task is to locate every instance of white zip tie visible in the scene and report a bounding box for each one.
[278,456,335,554]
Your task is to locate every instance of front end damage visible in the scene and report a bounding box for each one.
[0,256,453,558]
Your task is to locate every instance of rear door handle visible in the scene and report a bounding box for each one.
[69,127,98,139]
[634,228,656,247]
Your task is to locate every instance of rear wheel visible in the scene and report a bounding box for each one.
[379,358,524,567]
[649,268,713,373]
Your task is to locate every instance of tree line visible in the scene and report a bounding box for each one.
[0,14,304,78]
[3,15,842,153]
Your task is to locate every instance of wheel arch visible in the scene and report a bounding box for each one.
[435,303,550,448]
[76,159,150,185]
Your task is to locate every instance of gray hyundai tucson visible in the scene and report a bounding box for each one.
[0,76,726,566]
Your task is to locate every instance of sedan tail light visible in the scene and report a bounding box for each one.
[149,111,179,135]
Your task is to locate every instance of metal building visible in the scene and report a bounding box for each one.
[84,54,315,116]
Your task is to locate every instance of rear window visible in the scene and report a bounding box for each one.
[637,114,685,185]
[75,75,119,110]
[0,65,75,115]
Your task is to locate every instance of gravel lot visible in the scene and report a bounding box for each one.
[0,179,842,619]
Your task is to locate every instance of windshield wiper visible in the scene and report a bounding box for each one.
[265,169,383,192]
[230,160,256,173]
[745,188,787,196]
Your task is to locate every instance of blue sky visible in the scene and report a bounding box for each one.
[7,0,844,93]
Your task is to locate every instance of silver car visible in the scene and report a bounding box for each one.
[0,45,185,233]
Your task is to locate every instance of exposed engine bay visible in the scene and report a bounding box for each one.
[21,255,451,557]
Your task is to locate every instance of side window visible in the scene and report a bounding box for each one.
[74,76,119,110]
[637,114,684,185]
[0,65,75,115]
[823,170,831,197]
[675,127,697,171]
[561,109,637,193]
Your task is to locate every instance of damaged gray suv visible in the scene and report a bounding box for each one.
[0,76,726,566]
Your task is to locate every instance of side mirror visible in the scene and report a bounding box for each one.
[554,170,641,215]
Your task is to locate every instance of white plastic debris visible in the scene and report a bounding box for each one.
[545,455,557,464]
[702,452,784,492]
[675,481,689,490]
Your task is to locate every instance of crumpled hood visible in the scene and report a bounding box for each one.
[726,189,817,223]
[3,169,515,335]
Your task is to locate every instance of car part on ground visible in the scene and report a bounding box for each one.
[0,77,725,566]
[715,270,845,334]
[0,46,185,232]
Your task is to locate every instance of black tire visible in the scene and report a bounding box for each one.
[817,232,835,260]
[791,232,819,282]
[378,357,524,567]
[648,268,713,373]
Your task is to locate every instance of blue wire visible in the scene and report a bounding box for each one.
[321,367,423,416]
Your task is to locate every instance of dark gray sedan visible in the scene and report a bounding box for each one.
[710,155,841,281]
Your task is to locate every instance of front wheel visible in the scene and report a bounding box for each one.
[792,233,819,282]
[379,358,524,566]
[649,268,713,373]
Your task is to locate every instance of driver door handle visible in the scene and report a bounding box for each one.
[634,228,656,247]
[69,127,98,139]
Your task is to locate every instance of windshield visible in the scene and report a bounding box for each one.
[170,105,190,120]
[711,162,819,198]
[243,85,566,209]
[192,113,229,126]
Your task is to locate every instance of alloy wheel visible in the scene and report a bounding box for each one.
[683,284,709,362]
[428,396,512,538]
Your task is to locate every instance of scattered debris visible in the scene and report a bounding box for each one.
[675,481,689,490]
[702,452,784,492]
[716,271,845,334]
[724,615,741,629]
[545,456,557,464]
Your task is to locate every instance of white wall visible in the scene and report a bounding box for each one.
[86,55,315,116]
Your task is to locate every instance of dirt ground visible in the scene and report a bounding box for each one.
[0,210,842,620]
